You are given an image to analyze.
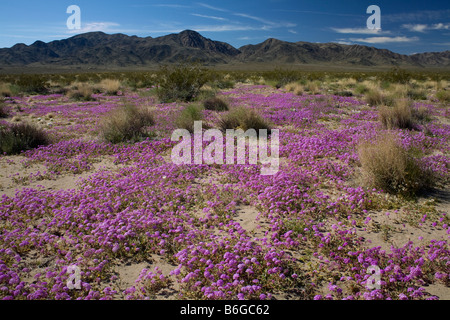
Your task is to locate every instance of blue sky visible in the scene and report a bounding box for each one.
[0,0,449,54]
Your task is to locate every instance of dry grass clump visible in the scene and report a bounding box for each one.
[379,99,416,130]
[358,133,435,196]
[99,104,155,144]
[0,83,13,97]
[304,81,320,94]
[99,79,121,95]
[67,82,95,101]
[283,82,304,95]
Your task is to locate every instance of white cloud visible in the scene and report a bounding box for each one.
[197,3,229,12]
[331,27,387,35]
[68,22,121,34]
[191,14,228,21]
[234,13,276,26]
[350,36,419,44]
[288,29,297,34]
[402,23,450,32]
[333,40,352,45]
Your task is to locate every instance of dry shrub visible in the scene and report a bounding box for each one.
[283,82,304,95]
[100,104,155,144]
[379,99,416,130]
[67,82,95,101]
[365,89,385,106]
[0,83,12,97]
[358,133,434,196]
[0,122,51,155]
[99,79,121,95]
[304,81,320,94]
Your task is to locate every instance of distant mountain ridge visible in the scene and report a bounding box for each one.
[0,30,448,70]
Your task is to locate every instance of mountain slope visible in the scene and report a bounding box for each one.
[0,30,448,69]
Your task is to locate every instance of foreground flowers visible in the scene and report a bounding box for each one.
[0,85,449,300]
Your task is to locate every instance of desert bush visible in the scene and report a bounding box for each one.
[15,75,48,94]
[358,133,434,196]
[436,90,450,103]
[263,68,301,88]
[284,82,304,95]
[156,62,211,103]
[218,107,272,135]
[99,79,121,95]
[0,83,12,97]
[354,84,368,95]
[304,81,320,94]
[203,97,229,112]
[333,90,353,97]
[379,99,416,130]
[0,99,8,118]
[407,88,427,100]
[175,104,204,133]
[0,122,51,155]
[100,104,155,144]
[209,72,235,89]
[411,106,432,124]
[67,82,95,101]
[380,67,412,84]
[365,89,385,106]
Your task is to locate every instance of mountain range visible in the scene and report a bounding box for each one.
[0,30,449,71]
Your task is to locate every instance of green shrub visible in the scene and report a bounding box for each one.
[407,88,427,100]
[175,104,204,133]
[156,62,211,103]
[334,90,353,97]
[15,75,48,94]
[203,97,229,112]
[358,133,435,196]
[380,67,412,84]
[263,68,301,88]
[0,122,51,155]
[436,90,450,103]
[100,104,155,144]
[218,107,272,135]
[355,84,368,95]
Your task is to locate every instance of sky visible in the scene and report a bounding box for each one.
[0,0,449,54]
